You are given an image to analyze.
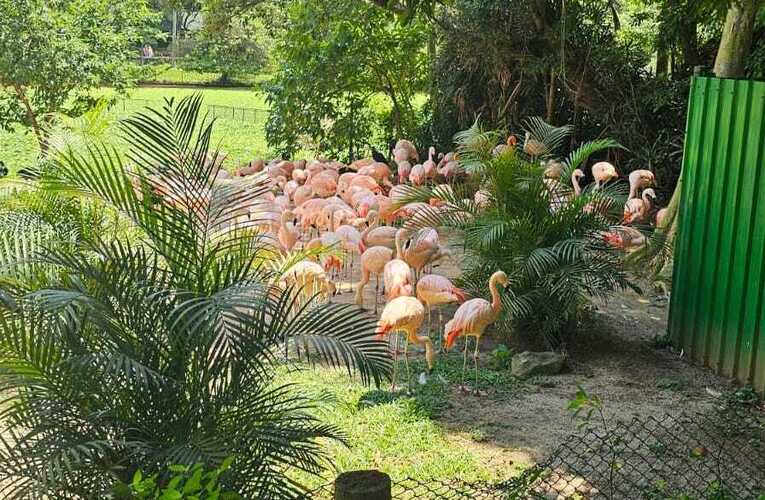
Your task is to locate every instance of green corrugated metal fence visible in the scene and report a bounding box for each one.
[669,76,765,395]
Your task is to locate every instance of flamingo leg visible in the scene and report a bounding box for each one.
[437,307,444,352]
[461,337,468,388]
[473,336,480,394]
[403,334,411,392]
[374,274,379,314]
[391,333,399,392]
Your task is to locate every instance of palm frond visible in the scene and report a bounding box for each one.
[522,116,573,157]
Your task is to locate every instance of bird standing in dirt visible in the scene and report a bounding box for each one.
[445,270,509,394]
[377,295,433,390]
[416,274,466,348]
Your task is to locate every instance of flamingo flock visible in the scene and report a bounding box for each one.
[137,133,663,394]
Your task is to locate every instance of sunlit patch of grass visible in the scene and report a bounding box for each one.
[280,354,525,491]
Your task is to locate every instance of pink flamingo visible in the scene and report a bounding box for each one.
[403,228,451,278]
[602,226,646,251]
[571,169,585,197]
[409,164,425,186]
[591,161,618,190]
[628,169,656,199]
[397,161,412,184]
[362,211,398,250]
[445,270,509,393]
[655,207,669,228]
[383,229,414,301]
[416,274,466,347]
[277,210,299,252]
[394,139,419,163]
[377,296,433,390]
[623,188,656,224]
[423,147,437,180]
[355,246,394,313]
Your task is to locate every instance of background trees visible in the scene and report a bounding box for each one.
[0,0,157,155]
[264,0,428,159]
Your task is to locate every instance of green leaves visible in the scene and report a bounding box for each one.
[0,96,391,498]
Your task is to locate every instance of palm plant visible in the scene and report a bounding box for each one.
[0,95,391,499]
[401,121,633,348]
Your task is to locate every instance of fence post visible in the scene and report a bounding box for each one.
[333,470,391,500]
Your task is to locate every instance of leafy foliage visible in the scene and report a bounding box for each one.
[265,0,428,159]
[0,95,390,498]
[0,0,158,152]
[402,122,632,347]
[114,457,241,499]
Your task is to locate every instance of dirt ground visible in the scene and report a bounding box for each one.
[329,237,736,468]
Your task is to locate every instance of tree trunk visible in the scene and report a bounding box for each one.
[545,69,556,123]
[656,38,669,76]
[13,85,48,155]
[713,0,759,78]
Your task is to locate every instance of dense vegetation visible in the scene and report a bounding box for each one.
[0,96,390,498]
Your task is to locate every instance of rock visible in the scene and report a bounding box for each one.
[511,351,565,378]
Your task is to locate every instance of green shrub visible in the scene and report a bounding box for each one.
[114,458,241,500]
[402,120,633,347]
[0,95,390,498]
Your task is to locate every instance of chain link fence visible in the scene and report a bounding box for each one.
[107,99,268,124]
[307,405,765,499]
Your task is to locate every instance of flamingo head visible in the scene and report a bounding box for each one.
[444,326,460,351]
[507,135,517,147]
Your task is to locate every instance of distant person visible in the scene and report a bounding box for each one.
[141,43,154,63]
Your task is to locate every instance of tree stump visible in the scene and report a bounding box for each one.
[334,470,391,500]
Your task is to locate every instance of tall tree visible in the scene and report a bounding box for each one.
[0,0,157,155]
[714,0,763,77]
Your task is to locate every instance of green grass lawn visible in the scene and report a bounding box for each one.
[139,63,267,87]
[283,353,529,491]
[0,87,271,176]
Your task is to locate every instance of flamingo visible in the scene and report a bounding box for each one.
[397,161,412,184]
[356,246,394,313]
[655,207,669,228]
[416,274,466,348]
[409,164,425,186]
[402,228,451,279]
[394,139,419,163]
[376,296,433,390]
[283,260,336,305]
[602,226,646,251]
[423,147,437,180]
[628,169,656,199]
[383,229,413,301]
[492,135,517,157]
[361,211,398,250]
[571,169,585,197]
[277,210,299,252]
[623,188,656,224]
[523,132,547,157]
[445,270,509,393]
[591,161,618,190]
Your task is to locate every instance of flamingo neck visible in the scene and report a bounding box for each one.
[489,275,503,314]
[572,174,582,197]
[628,181,638,200]
[328,207,336,232]
[361,213,378,240]
[395,231,404,260]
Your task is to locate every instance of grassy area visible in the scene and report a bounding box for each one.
[139,63,268,87]
[0,87,271,176]
[283,353,528,491]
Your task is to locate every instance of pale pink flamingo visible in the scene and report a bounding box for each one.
[409,164,425,186]
[437,160,460,180]
[308,172,337,198]
[397,161,412,184]
[623,188,656,224]
[394,139,419,163]
[403,228,451,278]
[416,274,466,347]
[376,295,433,390]
[445,270,509,393]
[423,147,437,180]
[277,210,299,252]
[355,246,394,313]
[350,174,382,195]
[628,169,656,199]
[383,229,414,301]
[293,185,314,207]
[362,211,398,250]
[591,161,619,190]
[292,169,307,184]
[602,226,646,251]
[571,169,585,197]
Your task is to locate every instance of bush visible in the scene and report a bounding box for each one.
[402,120,633,348]
[0,95,390,498]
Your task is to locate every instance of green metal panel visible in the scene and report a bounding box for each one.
[669,76,765,395]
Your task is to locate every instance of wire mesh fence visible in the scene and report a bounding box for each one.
[107,99,268,124]
[306,405,765,499]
